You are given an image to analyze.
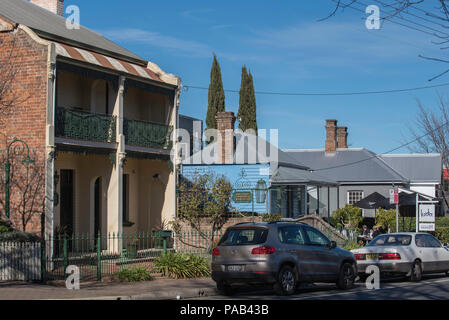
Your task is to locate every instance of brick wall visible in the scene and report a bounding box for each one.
[0,28,49,234]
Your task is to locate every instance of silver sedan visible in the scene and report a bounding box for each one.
[351,232,449,282]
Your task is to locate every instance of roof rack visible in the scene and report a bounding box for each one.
[268,220,307,225]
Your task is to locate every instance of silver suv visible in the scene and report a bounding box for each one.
[211,221,357,296]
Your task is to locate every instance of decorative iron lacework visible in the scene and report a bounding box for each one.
[124,118,173,149]
[55,107,117,143]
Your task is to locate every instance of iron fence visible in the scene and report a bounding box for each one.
[0,226,360,283]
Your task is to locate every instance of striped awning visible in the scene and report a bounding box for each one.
[53,41,165,84]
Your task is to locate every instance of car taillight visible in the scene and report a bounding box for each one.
[354,254,366,261]
[212,248,220,256]
[252,246,276,255]
[379,253,401,260]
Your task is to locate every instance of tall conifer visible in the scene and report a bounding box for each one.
[206,54,225,133]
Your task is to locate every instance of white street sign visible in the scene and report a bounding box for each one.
[419,223,435,232]
[419,204,435,223]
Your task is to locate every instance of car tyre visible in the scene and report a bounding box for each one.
[216,282,235,296]
[337,262,356,290]
[409,260,422,282]
[273,265,297,296]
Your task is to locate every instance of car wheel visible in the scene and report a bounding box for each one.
[274,265,297,296]
[216,282,235,296]
[337,262,356,290]
[410,261,422,282]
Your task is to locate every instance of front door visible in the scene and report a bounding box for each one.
[60,169,74,236]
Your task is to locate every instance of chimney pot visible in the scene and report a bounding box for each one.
[30,0,64,16]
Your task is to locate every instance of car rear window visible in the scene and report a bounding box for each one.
[367,234,412,246]
[219,227,268,246]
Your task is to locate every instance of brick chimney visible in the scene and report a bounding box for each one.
[30,0,64,16]
[325,119,337,154]
[337,126,348,149]
[216,112,236,164]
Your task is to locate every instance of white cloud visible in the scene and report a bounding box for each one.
[102,28,213,58]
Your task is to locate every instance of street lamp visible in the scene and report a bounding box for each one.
[5,137,34,219]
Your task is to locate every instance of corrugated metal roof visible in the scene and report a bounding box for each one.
[0,0,146,64]
[284,148,408,183]
[380,154,441,183]
[183,133,309,170]
[271,166,338,186]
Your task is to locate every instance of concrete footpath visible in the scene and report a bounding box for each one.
[0,278,218,300]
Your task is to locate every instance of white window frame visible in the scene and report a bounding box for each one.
[347,190,364,205]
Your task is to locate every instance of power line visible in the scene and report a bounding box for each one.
[310,119,449,172]
[371,0,449,33]
[336,0,441,37]
[183,81,449,97]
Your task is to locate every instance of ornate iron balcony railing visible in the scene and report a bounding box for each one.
[55,107,117,143]
[124,118,173,149]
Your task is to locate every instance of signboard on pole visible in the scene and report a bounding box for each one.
[419,223,436,232]
[389,188,399,205]
[419,204,435,223]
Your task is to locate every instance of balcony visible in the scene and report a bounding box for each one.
[124,119,173,150]
[55,107,173,150]
[55,107,116,143]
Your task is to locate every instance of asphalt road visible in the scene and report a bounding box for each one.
[190,274,449,300]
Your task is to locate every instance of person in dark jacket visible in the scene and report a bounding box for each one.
[372,226,381,238]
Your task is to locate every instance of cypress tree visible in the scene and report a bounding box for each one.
[238,66,258,134]
[206,54,225,132]
[247,71,258,134]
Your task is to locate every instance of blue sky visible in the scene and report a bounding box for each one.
[65,0,449,153]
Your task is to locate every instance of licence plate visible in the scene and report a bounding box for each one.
[227,265,244,272]
[366,254,378,260]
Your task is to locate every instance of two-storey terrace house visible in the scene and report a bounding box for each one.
[0,0,181,241]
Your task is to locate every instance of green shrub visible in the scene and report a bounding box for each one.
[434,227,449,244]
[261,213,282,223]
[437,217,449,228]
[342,242,364,251]
[153,252,211,279]
[115,267,153,282]
[0,231,41,242]
[332,205,363,230]
[0,225,9,234]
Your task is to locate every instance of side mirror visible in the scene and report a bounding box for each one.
[328,241,337,249]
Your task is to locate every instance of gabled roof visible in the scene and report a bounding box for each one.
[284,148,408,184]
[183,133,309,171]
[0,0,145,65]
[270,166,338,186]
[182,133,337,186]
[380,154,441,183]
